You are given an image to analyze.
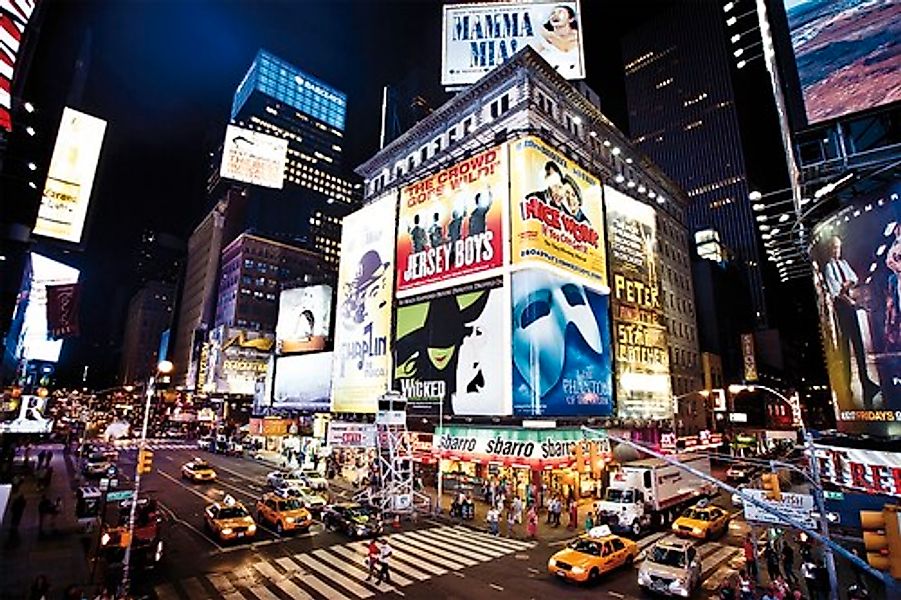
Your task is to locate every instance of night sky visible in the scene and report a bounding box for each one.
[22,1,801,387]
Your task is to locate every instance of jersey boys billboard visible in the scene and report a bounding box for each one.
[331,195,396,413]
[605,187,671,419]
[510,136,606,287]
[394,278,507,416]
[442,1,586,87]
[397,145,505,296]
[511,268,613,416]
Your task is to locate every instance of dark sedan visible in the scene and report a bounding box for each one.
[322,503,383,538]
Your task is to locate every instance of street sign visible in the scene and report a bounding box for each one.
[106,490,134,502]
[743,489,816,529]
[824,490,844,501]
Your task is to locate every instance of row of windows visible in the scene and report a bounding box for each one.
[240,288,277,301]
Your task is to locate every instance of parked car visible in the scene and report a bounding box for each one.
[322,503,383,538]
[637,536,701,597]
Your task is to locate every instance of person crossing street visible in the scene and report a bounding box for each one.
[375,539,392,585]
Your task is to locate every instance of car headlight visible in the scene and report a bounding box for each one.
[671,523,680,531]
[247,524,256,533]
[670,577,690,595]
[548,558,557,568]
[638,570,652,585]
[571,566,585,575]
[101,533,111,546]
[692,527,703,535]
[356,526,367,534]
[221,528,233,536]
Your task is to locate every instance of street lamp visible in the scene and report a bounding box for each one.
[120,360,173,595]
[727,383,838,599]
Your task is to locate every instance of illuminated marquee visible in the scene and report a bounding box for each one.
[0,0,36,131]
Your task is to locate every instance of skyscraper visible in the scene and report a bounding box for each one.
[622,2,766,325]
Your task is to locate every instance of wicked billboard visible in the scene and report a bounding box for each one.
[394,277,507,415]
[396,145,506,296]
[511,268,613,416]
[810,183,901,436]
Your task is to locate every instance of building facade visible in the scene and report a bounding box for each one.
[119,280,175,384]
[622,2,766,326]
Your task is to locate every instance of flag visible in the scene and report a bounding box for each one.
[46,283,80,338]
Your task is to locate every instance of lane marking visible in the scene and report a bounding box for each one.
[324,545,416,586]
[489,583,504,592]
[384,544,448,576]
[157,500,223,551]
[253,561,314,600]
[387,534,477,567]
[153,583,179,600]
[206,573,244,600]
[609,592,625,598]
[293,553,374,598]
[181,577,211,600]
[274,556,354,600]
[527,567,540,575]
[450,526,536,551]
[424,527,515,555]
[402,530,500,561]
[245,585,280,600]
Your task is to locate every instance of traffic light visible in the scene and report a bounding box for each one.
[859,505,901,579]
[760,472,782,501]
[137,449,154,474]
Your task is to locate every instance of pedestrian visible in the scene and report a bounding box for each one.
[512,495,523,525]
[738,569,754,600]
[28,575,49,600]
[568,500,578,529]
[364,539,380,581]
[487,505,500,536]
[44,448,52,468]
[376,539,392,584]
[527,503,538,539]
[744,534,759,582]
[765,543,782,582]
[38,495,53,534]
[801,558,818,600]
[782,543,797,584]
[552,496,562,526]
[584,511,594,532]
[39,465,53,491]
[814,560,830,600]
[506,506,516,536]
[8,493,26,533]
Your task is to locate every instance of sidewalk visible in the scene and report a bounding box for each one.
[0,443,92,599]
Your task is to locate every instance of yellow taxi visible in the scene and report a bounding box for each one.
[671,499,729,540]
[181,458,217,482]
[256,492,313,535]
[548,526,639,583]
[203,497,257,542]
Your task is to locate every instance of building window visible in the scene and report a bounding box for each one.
[462,118,473,135]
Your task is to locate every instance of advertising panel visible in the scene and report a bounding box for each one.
[810,184,901,436]
[0,395,54,434]
[33,108,107,244]
[45,283,80,339]
[331,195,396,413]
[814,444,901,498]
[0,0,37,131]
[276,284,333,354]
[511,268,613,416]
[219,124,288,189]
[394,277,507,415]
[206,326,272,396]
[272,352,333,411]
[784,0,900,124]
[20,253,80,363]
[604,188,670,419]
[741,333,758,382]
[510,136,606,286]
[326,422,377,448]
[397,146,505,295]
[442,1,585,86]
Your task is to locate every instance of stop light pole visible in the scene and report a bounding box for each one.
[119,361,172,596]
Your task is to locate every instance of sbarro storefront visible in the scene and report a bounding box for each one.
[433,425,611,504]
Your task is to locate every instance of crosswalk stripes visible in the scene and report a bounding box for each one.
[154,524,535,600]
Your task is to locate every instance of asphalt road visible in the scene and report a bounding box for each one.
[107,443,750,600]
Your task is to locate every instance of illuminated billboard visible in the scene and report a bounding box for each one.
[33,108,107,244]
[331,195,396,413]
[604,187,671,420]
[395,278,508,415]
[20,253,80,363]
[397,145,505,296]
[276,285,333,354]
[784,0,901,124]
[273,352,333,411]
[511,268,613,416]
[510,136,606,286]
[0,396,54,434]
[442,1,585,87]
[0,0,37,130]
[809,183,901,436]
[219,124,288,189]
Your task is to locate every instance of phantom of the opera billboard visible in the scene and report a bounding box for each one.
[441,1,586,87]
[396,145,505,296]
[810,184,901,436]
[394,277,508,416]
[331,195,396,413]
[275,284,333,354]
[605,187,671,420]
[511,268,613,416]
[510,136,606,287]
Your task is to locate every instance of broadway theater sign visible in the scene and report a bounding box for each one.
[813,443,901,498]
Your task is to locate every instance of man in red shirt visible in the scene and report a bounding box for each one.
[365,539,379,581]
[744,534,759,582]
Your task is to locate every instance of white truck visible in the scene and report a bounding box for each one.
[594,456,715,536]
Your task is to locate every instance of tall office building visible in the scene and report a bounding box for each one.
[622,1,766,326]
[119,280,175,384]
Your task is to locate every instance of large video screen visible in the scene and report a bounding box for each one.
[273,352,333,411]
[33,108,107,244]
[276,285,333,354]
[20,254,80,363]
[219,124,288,189]
[605,187,671,420]
[442,1,586,86]
[810,183,901,436]
[784,0,901,124]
